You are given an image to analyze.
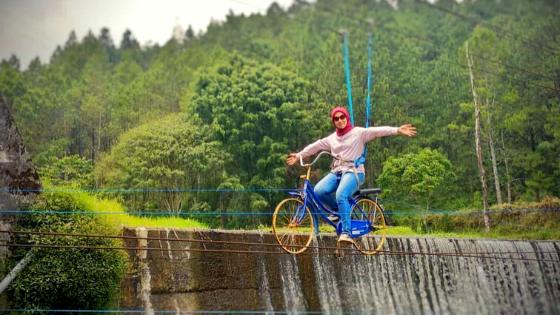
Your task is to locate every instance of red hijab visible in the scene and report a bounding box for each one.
[331,107,353,137]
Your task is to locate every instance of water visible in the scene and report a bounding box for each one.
[135,227,154,315]
[258,233,275,313]
[304,237,560,315]
[279,254,307,312]
[124,230,560,314]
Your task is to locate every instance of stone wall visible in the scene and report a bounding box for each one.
[121,228,560,314]
[0,94,41,260]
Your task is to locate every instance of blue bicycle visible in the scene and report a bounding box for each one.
[272,151,387,255]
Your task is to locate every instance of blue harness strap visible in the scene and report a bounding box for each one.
[365,33,373,129]
[354,33,373,168]
[341,32,374,168]
[342,32,354,125]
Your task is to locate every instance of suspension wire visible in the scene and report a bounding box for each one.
[0,187,294,193]
[312,3,557,90]
[1,309,327,314]
[2,230,558,262]
[5,229,551,255]
[1,5,556,265]
[2,241,558,262]
[467,51,554,82]
[314,0,558,77]
[385,27,557,93]
[390,26,557,85]
[414,0,560,56]
[435,58,556,93]
[0,243,295,256]
[1,229,376,255]
[3,229,287,250]
[342,31,355,125]
[0,206,557,217]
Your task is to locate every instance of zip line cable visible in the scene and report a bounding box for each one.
[1,238,557,262]
[3,185,531,216]
[313,2,557,88]
[372,26,558,93]
[414,0,560,57]
[0,207,558,216]
[0,187,294,193]
[435,58,557,93]
[303,13,558,110]
[389,26,557,85]
[2,3,556,247]
[312,0,553,80]
[467,51,555,82]
[2,309,327,314]
[7,229,558,256]
[1,230,558,262]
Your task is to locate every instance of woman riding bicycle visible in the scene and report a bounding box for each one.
[286,106,416,243]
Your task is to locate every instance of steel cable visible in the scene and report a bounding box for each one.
[1,230,558,262]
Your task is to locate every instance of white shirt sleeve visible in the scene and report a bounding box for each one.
[297,137,331,159]
[360,126,399,143]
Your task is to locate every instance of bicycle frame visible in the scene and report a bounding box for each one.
[288,187,364,237]
[287,151,374,237]
[273,151,387,254]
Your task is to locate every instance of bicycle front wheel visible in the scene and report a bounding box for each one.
[350,198,387,255]
[272,198,314,254]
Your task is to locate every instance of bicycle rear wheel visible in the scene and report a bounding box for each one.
[350,198,387,255]
[272,198,314,254]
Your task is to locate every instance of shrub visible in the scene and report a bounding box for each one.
[390,198,560,240]
[9,189,128,309]
[38,155,94,189]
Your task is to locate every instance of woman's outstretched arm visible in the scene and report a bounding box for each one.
[361,124,416,142]
[286,137,331,166]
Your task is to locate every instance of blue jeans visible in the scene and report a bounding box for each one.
[314,171,365,235]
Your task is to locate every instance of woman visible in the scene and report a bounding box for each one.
[286,106,416,243]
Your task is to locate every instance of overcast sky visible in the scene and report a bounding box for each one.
[0,0,295,68]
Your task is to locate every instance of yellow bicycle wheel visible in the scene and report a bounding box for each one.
[350,198,387,255]
[272,198,314,254]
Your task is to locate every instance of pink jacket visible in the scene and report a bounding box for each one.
[296,126,398,174]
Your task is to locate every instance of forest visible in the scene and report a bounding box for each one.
[1,0,559,227]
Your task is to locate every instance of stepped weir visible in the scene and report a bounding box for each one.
[121,229,560,314]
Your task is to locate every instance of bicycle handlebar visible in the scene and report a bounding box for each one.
[299,151,337,167]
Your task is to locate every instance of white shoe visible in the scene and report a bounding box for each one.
[338,233,353,243]
[327,214,339,222]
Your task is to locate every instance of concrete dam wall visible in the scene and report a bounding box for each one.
[120,229,560,314]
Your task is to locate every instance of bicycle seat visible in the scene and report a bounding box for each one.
[353,188,382,197]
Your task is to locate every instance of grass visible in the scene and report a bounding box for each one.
[382,225,560,240]
[83,194,208,229]
[59,186,558,239]
[384,226,488,239]
[261,224,559,241]
[88,195,557,240]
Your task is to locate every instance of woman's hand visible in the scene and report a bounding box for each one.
[397,124,417,137]
[286,153,299,166]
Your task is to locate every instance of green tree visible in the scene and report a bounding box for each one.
[38,155,94,189]
[378,148,456,210]
[190,54,315,190]
[95,114,230,213]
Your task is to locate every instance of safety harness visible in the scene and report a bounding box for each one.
[338,31,374,183]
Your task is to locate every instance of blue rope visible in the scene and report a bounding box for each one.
[366,33,373,128]
[342,32,354,125]
[354,33,374,168]
[1,208,555,217]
